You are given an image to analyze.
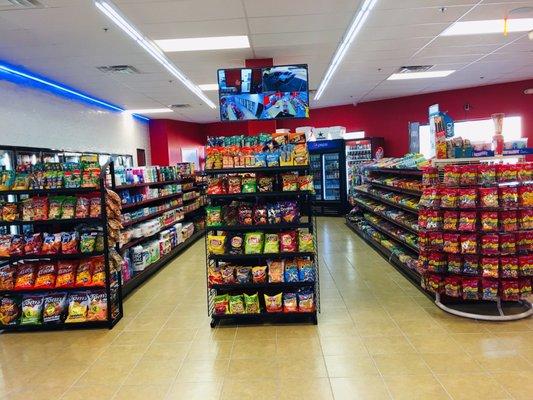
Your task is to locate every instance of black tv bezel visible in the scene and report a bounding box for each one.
[216,63,310,123]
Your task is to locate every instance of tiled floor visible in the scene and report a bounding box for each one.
[1,217,532,399]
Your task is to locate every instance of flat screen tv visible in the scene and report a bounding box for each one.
[217,64,309,121]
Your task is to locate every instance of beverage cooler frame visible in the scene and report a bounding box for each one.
[345,137,384,201]
[308,139,347,215]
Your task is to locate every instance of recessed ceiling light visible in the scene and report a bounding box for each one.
[154,36,250,52]
[441,18,533,36]
[387,70,455,80]
[199,83,219,91]
[125,108,173,114]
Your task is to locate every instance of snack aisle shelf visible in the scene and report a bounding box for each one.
[352,197,419,235]
[352,187,419,214]
[361,215,419,254]
[369,182,422,196]
[0,161,123,331]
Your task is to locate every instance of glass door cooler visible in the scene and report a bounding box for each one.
[345,137,384,203]
[310,154,322,201]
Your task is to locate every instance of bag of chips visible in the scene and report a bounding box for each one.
[281,174,298,192]
[60,232,79,255]
[279,231,297,252]
[208,265,223,285]
[206,206,222,227]
[244,293,260,314]
[229,295,245,314]
[86,292,107,321]
[267,203,282,224]
[0,235,10,257]
[283,293,298,313]
[258,176,274,193]
[221,265,236,284]
[75,196,90,218]
[213,294,229,315]
[91,256,106,287]
[297,258,315,282]
[0,265,15,291]
[207,177,226,195]
[263,234,279,254]
[481,279,499,301]
[20,295,44,325]
[253,205,268,225]
[264,293,282,313]
[55,261,77,288]
[0,295,21,326]
[48,196,63,219]
[32,197,49,221]
[252,266,267,283]
[80,232,97,254]
[267,259,284,283]
[75,259,92,287]
[227,234,244,255]
[61,197,76,219]
[33,262,57,289]
[298,175,314,192]
[298,231,314,252]
[241,175,257,193]
[9,235,24,256]
[21,198,33,221]
[298,289,315,312]
[244,232,263,254]
[65,292,89,323]
[207,235,226,255]
[42,233,61,255]
[238,204,253,225]
[2,203,19,222]
[89,196,101,218]
[284,259,299,282]
[236,266,251,284]
[42,293,67,324]
[14,264,36,290]
[227,176,241,194]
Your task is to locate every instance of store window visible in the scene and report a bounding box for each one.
[419,116,522,159]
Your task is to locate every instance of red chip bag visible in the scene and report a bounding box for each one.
[41,233,61,255]
[55,261,77,288]
[90,256,106,287]
[24,233,43,255]
[75,259,92,287]
[279,231,297,252]
[34,262,57,289]
[9,235,25,256]
[14,263,36,290]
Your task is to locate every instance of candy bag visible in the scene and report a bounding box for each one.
[65,292,89,323]
[479,187,499,208]
[480,211,498,232]
[462,278,479,300]
[518,186,533,207]
[501,280,519,301]
[518,255,533,276]
[519,209,533,230]
[263,234,279,253]
[267,259,284,283]
[443,233,460,254]
[244,232,263,254]
[478,165,496,185]
[33,263,56,289]
[501,257,519,279]
[458,212,477,231]
[497,164,517,183]
[229,295,245,314]
[463,255,479,275]
[460,165,478,186]
[280,231,297,252]
[500,233,516,254]
[419,188,439,208]
[440,188,458,208]
[481,234,499,255]
[244,293,260,314]
[298,231,314,252]
[501,211,518,232]
[445,276,461,298]
[458,188,477,208]
[86,292,107,321]
[42,293,67,324]
[481,257,499,278]
[500,187,518,208]
[55,261,77,288]
[447,254,462,274]
[264,293,282,313]
[481,279,499,301]
[519,278,532,299]
[20,295,44,325]
[443,211,459,230]
[252,266,267,283]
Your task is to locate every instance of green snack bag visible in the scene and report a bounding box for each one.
[242,176,256,193]
[244,232,264,254]
[48,196,64,219]
[263,234,279,253]
[229,295,245,314]
[20,295,44,325]
[206,206,222,227]
[213,294,229,315]
[60,196,77,219]
[244,293,260,314]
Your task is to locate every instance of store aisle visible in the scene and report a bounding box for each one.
[1,217,532,400]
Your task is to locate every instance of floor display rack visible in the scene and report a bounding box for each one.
[205,165,319,327]
[0,161,123,331]
[109,166,205,297]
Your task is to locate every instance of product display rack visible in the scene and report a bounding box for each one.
[352,186,419,214]
[110,174,205,297]
[205,165,319,327]
[0,161,123,331]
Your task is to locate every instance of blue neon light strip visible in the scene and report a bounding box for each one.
[0,63,149,121]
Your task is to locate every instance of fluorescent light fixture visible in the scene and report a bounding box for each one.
[0,62,149,121]
[94,0,216,109]
[199,83,219,91]
[442,18,533,36]
[315,0,378,100]
[126,108,173,114]
[387,70,455,80]
[155,36,249,52]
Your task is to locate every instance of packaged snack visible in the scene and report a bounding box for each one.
[426,274,443,293]
[222,204,239,226]
[0,265,15,290]
[458,212,477,231]
[48,196,63,219]
[519,209,533,230]
[478,165,496,185]
[481,234,499,255]
[42,293,67,324]
[517,231,533,253]
[443,211,459,231]
[91,256,105,287]
[517,163,533,182]
[236,266,251,284]
[244,232,263,254]
[281,201,299,223]
[297,258,315,282]
[284,259,299,282]
[263,234,279,254]
[227,176,241,194]
[86,292,107,321]
[253,205,268,225]
[427,252,446,273]
[501,211,518,232]
[205,206,222,227]
[481,279,499,301]
[479,187,499,208]
[9,235,25,256]
[518,186,533,207]
[20,295,44,325]
[0,235,11,257]
[258,176,274,192]
[207,178,226,195]
[518,255,533,276]
[75,196,90,218]
[229,295,245,314]
[41,233,61,255]
[23,233,42,256]
[460,165,478,186]
[33,263,56,289]
[0,296,21,326]
[267,259,284,283]
[238,204,253,225]
[267,203,282,224]
[32,197,49,221]
[79,232,97,254]
[283,293,298,313]
[0,170,15,191]
[251,266,267,283]
[279,231,297,252]
[501,280,519,301]
[425,210,442,231]
[298,289,315,312]
[14,264,36,290]
[443,233,460,253]
[254,153,267,167]
[461,234,478,254]
[445,276,461,297]
[519,278,532,299]
[500,187,518,208]
[463,255,479,275]
[419,188,439,208]
[481,257,499,278]
[500,233,516,254]
[220,265,236,284]
[2,203,19,222]
[60,197,76,219]
[443,165,460,186]
[55,261,77,288]
[89,196,101,218]
[264,293,282,313]
[497,164,517,183]
[227,234,244,255]
[440,188,458,208]
[60,232,79,255]
[480,211,499,232]
[298,231,314,252]
[428,231,443,249]
[75,259,92,287]
[281,174,298,192]
[95,233,104,252]
[208,265,223,285]
[65,292,89,323]
[462,278,479,300]
[501,257,519,278]
[244,293,260,314]
[241,175,256,193]
[207,235,226,255]
[21,198,33,221]
[447,254,462,274]
[298,175,314,192]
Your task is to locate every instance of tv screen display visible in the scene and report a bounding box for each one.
[217,64,309,121]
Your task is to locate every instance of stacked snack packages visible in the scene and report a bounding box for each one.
[205,132,308,170]
[418,163,533,301]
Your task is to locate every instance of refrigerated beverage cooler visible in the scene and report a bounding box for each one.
[345,137,384,201]
[308,139,347,215]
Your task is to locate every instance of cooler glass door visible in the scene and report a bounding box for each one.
[323,153,340,201]
[310,153,322,201]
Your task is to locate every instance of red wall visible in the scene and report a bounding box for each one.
[152,79,533,162]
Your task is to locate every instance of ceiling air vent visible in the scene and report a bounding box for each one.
[170,104,191,109]
[96,65,139,75]
[397,65,434,74]
[0,0,42,10]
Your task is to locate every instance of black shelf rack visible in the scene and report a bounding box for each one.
[206,164,319,327]
[353,187,419,215]
[0,161,123,331]
[353,198,419,235]
[368,181,422,197]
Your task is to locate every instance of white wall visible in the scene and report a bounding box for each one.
[0,80,151,165]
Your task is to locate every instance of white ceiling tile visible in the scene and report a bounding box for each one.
[140,19,248,38]
[248,13,352,34]
[251,30,343,48]
[368,5,475,27]
[243,0,360,18]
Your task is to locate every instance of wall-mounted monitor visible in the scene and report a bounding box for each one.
[217,64,309,121]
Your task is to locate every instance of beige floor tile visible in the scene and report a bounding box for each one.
[234,326,277,340]
[474,350,533,372]
[5,386,65,400]
[451,333,508,354]
[421,352,484,374]
[384,374,451,400]
[185,340,233,361]
[277,338,323,357]
[279,378,333,400]
[220,379,279,400]
[166,381,222,400]
[320,336,368,356]
[61,385,119,400]
[362,335,417,355]
[175,359,229,382]
[372,353,431,375]
[113,384,170,400]
[395,319,447,335]
[231,339,277,359]
[406,333,461,354]
[123,359,181,386]
[142,342,191,361]
[75,359,137,386]
[318,323,359,338]
[277,356,328,378]
[153,328,198,343]
[330,376,391,400]
[324,354,380,377]
[123,315,170,332]
[436,373,511,400]
[491,371,533,400]
[276,324,319,339]
[354,320,404,337]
